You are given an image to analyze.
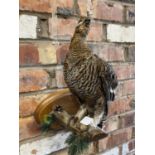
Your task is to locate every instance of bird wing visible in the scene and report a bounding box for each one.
[95,55,114,102]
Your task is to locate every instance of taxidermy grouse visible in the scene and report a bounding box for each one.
[64,17,118,127]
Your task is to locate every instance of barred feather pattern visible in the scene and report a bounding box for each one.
[63,17,118,124]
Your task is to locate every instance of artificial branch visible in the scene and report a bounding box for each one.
[51,105,108,142]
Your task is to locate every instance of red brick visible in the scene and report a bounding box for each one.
[19,94,49,117]
[98,136,109,152]
[108,97,134,116]
[56,43,70,64]
[120,112,135,128]
[77,0,87,16]
[103,112,135,133]
[19,0,73,13]
[91,43,125,62]
[116,80,135,97]
[45,68,57,89]
[49,17,77,40]
[20,44,39,66]
[124,45,135,62]
[56,66,67,88]
[103,116,120,132]
[99,127,133,152]
[19,116,41,141]
[19,0,53,13]
[20,42,57,66]
[128,139,135,151]
[110,127,133,146]
[56,0,73,9]
[122,80,135,96]
[37,42,57,64]
[87,22,105,41]
[115,82,123,97]
[49,18,105,41]
[93,1,124,22]
[113,63,135,80]
[101,45,124,62]
[19,69,49,93]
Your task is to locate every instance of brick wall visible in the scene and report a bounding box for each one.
[19,0,135,155]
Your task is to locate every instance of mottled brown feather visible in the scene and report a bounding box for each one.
[63,17,118,124]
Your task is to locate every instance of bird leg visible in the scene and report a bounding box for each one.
[73,104,88,123]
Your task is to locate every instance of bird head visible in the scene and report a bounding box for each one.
[74,17,91,38]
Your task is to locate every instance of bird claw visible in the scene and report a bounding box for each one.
[54,105,63,112]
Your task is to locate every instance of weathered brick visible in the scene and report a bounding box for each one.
[19,0,53,13]
[108,127,133,148]
[45,67,57,89]
[124,46,135,62]
[56,43,70,64]
[19,116,41,141]
[122,80,135,96]
[107,24,135,42]
[89,43,125,62]
[49,18,105,41]
[103,116,120,132]
[99,127,133,152]
[55,0,74,17]
[108,97,134,116]
[20,131,71,155]
[49,17,77,40]
[77,0,87,16]
[20,42,57,66]
[37,18,49,38]
[19,44,39,66]
[20,0,73,13]
[120,112,135,128]
[115,82,123,97]
[113,63,135,80]
[57,7,73,18]
[93,1,124,22]
[56,0,73,9]
[103,112,135,134]
[37,42,57,64]
[19,14,37,39]
[128,140,135,151]
[56,66,67,88]
[116,80,135,97]
[126,6,135,24]
[98,137,109,153]
[19,93,49,117]
[87,22,106,41]
[19,69,49,93]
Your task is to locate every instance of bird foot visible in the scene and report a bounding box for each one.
[54,105,63,112]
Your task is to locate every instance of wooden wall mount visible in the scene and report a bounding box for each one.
[34,88,108,141]
[34,88,80,129]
